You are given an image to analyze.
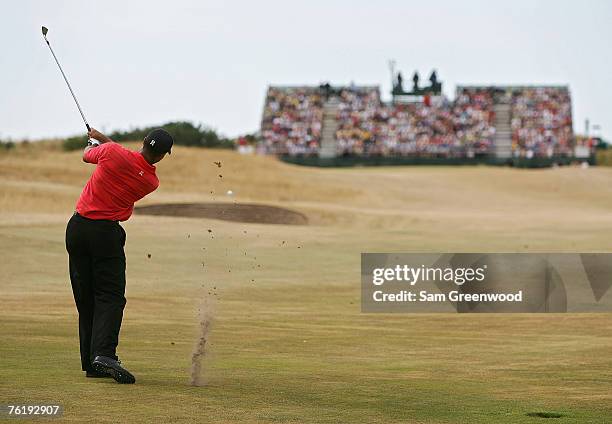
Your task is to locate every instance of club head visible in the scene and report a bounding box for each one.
[41,26,48,37]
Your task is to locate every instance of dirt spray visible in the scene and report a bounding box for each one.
[190,295,214,386]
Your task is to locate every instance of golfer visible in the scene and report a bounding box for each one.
[65,128,173,384]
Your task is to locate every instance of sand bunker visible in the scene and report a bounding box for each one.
[135,202,308,225]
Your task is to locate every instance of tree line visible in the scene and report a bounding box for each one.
[62,121,235,151]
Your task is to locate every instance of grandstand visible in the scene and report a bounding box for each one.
[259,78,584,166]
[260,86,323,156]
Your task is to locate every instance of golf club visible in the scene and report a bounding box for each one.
[41,26,91,133]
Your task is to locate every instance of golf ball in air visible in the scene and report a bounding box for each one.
[226,190,234,196]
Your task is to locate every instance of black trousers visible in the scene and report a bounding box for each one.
[65,213,127,371]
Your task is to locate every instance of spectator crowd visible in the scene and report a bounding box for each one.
[260,85,573,158]
[334,87,495,157]
[260,87,323,155]
[511,87,573,157]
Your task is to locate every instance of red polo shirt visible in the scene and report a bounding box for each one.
[76,142,159,221]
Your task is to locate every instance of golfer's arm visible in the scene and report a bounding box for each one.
[90,131,113,144]
[82,144,98,160]
[83,129,113,161]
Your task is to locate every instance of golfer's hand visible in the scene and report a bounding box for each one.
[87,128,112,144]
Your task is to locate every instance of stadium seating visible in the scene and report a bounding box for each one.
[260,87,323,155]
[335,87,381,155]
[260,84,573,159]
[511,87,573,157]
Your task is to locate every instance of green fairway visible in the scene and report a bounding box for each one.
[1,146,612,423]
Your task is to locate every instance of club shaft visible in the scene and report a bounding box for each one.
[44,40,90,132]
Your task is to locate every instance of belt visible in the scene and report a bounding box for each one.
[73,211,119,223]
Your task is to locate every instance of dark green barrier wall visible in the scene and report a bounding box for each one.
[280,155,596,168]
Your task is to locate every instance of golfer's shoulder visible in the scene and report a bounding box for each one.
[101,141,130,158]
[95,141,119,154]
[106,141,125,151]
[84,141,119,163]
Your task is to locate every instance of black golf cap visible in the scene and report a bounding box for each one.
[144,129,173,155]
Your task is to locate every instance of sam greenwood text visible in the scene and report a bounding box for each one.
[373,290,523,303]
